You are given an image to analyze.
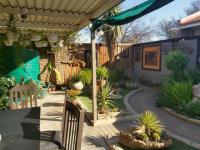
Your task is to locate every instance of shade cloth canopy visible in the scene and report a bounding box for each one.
[92,0,174,31]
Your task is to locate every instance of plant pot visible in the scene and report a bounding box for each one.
[38,88,48,99]
[4,39,14,46]
[47,33,58,43]
[72,81,84,91]
[24,40,31,46]
[97,79,107,87]
[6,32,15,41]
[31,33,41,41]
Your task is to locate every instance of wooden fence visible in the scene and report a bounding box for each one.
[98,43,134,70]
[48,43,134,85]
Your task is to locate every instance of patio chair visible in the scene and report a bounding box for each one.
[9,83,37,109]
[55,100,85,150]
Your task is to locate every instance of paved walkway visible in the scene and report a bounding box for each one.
[128,85,200,146]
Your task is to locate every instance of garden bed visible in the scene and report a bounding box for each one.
[110,139,198,150]
[78,87,132,113]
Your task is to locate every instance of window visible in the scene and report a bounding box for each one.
[142,45,161,71]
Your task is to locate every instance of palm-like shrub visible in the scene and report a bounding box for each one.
[160,80,192,108]
[136,111,164,141]
[97,83,116,113]
[96,66,109,80]
[79,69,92,85]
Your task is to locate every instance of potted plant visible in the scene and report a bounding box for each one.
[66,89,81,105]
[70,75,83,91]
[97,66,109,87]
[47,33,58,43]
[119,111,172,149]
[31,32,41,41]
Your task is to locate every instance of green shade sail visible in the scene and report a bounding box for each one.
[92,0,174,31]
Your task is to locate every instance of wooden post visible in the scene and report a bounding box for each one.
[91,30,97,125]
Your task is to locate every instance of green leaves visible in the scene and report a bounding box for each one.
[137,111,164,137]
[79,69,92,86]
[97,83,117,112]
[161,80,193,108]
[165,51,188,72]
[96,67,109,80]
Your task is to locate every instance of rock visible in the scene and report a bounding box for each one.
[192,97,200,103]
[192,84,200,98]
[109,144,123,150]
[119,130,172,150]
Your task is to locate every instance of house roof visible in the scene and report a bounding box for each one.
[0,0,123,32]
[179,11,200,26]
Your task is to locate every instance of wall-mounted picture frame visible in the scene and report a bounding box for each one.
[142,45,161,71]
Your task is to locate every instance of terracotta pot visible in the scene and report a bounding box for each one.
[73,81,84,91]
[97,79,106,87]
[31,33,41,41]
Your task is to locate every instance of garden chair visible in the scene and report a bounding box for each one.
[55,100,85,150]
[9,83,37,109]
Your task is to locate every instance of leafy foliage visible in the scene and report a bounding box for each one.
[79,69,92,85]
[136,111,164,141]
[165,51,188,81]
[97,83,116,113]
[185,69,200,85]
[96,66,109,80]
[66,89,81,100]
[159,80,193,109]
[0,76,16,109]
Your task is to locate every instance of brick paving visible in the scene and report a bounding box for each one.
[128,85,200,145]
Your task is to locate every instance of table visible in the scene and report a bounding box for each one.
[0,108,59,150]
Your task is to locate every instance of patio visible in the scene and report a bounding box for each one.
[1,0,200,150]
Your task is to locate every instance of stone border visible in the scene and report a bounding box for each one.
[162,107,200,126]
[124,90,200,149]
[123,88,143,116]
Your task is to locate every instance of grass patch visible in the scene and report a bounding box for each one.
[78,87,132,112]
[119,139,197,150]
[78,95,92,112]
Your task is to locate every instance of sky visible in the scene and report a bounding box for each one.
[79,0,193,43]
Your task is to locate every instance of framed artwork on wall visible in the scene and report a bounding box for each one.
[142,45,161,71]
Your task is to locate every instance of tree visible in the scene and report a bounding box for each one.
[100,7,123,67]
[157,17,180,39]
[120,19,153,43]
[185,0,200,15]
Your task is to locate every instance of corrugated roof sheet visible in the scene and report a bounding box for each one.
[0,0,123,32]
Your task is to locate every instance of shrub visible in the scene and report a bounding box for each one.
[186,69,200,85]
[183,102,200,119]
[79,69,92,85]
[165,51,188,81]
[160,80,193,109]
[0,95,9,110]
[96,66,109,80]
[109,69,125,83]
[66,89,81,100]
[136,111,164,140]
[97,83,116,113]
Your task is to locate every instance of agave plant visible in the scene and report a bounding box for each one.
[97,83,116,113]
[136,111,164,141]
